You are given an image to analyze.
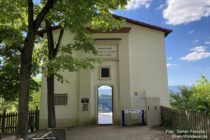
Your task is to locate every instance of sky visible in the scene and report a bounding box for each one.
[113,0,210,86]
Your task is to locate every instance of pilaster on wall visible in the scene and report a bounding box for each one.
[79,69,92,125]
[118,34,131,110]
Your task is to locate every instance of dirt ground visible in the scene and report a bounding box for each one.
[66,125,176,140]
[1,125,179,140]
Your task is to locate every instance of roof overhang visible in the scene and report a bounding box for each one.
[113,14,172,37]
[37,26,131,36]
[37,15,172,37]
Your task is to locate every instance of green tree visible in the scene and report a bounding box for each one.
[170,86,194,110]
[0,99,16,113]
[0,26,22,101]
[0,0,127,135]
[43,23,97,128]
[0,26,40,112]
[29,90,41,110]
[170,76,210,115]
[0,26,39,100]
[1,0,57,135]
[191,76,210,115]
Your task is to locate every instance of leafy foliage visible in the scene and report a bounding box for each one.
[29,90,41,110]
[31,0,128,83]
[191,76,210,115]
[0,98,17,113]
[0,26,39,101]
[0,26,23,100]
[0,0,128,97]
[170,76,210,116]
[0,88,41,113]
[170,86,194,111]
[0,0,128,134]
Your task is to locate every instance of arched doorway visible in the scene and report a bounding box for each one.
[97,85,113,124]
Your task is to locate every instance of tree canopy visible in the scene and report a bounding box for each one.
[0,0,128,135]
[170,76,210,116]
[0,26,39,101]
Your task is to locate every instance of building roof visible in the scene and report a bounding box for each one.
[37,15,172,36]
[112,14,172,36]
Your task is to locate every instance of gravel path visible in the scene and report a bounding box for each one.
[66,125,175,140]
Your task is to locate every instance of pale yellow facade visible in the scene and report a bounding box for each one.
[40,19,171,128]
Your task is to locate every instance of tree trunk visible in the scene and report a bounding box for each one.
[17,32,35,136]
[45,20,64,128]
[16,0,57,136]
[46,20,56,128]
[47,74,56,128]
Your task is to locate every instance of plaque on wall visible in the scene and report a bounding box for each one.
[95,46,118,59]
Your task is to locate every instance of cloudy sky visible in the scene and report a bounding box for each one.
[115,0,210,86]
